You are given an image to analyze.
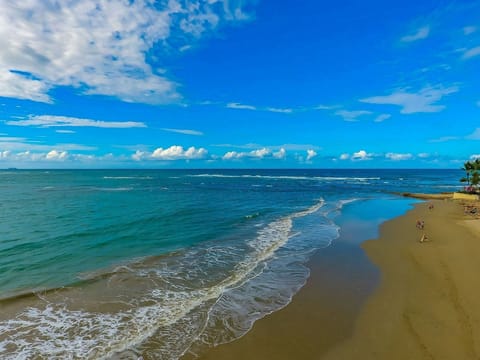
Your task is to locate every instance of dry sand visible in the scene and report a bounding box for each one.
[194,199,480,360]
[323,199,480,360]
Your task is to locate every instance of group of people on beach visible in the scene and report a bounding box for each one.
[417,203,434,243]
[464,205,478,216]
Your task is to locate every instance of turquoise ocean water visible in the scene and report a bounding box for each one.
[0,169,461,359]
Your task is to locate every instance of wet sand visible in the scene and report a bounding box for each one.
[189,204,382,360]
[323,199,480,360]
[194,199,480,360]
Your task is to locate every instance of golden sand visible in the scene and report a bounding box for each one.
[194,199,480,360]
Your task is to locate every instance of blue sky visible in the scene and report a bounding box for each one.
[0,0,479,168]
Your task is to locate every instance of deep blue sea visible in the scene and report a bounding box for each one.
[0,169,462,359]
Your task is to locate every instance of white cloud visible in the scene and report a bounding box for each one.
[0,71,53,103]
[385,152,412,161]
[161,128,204,136]
[0,136,27,142]
[226,103,293,113]
[56,130,76,134]
[6,115,146,128]
[351,150,373,161]
[222,147,271,160]
[273,148,286,159]
[315,104,337,110]
[360,85,459,114]
[470,154,480,160]
[338,151,375,161]
[0,150,132,166]
[266,107,293,114]
[151,146,208,160]
[226,102,257,110]
[464,26,477,35]
[132,146,208,161]
[46,150,69,161]
[0,1,252,104]
[462,46,480,60]
[334,110,372,121]
[0,139,95,152]
[306,149,317,161]
[0,150,11,159]
[466,128,480,140]
[401,26,430,42]
[429,136,459,143]
[374,113,391,122]
[418,153,430,158]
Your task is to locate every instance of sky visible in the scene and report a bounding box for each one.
[0,0,479,169]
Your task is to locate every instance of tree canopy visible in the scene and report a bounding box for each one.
[461,159,480,193]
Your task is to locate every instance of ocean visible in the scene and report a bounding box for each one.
[0,169,462,359]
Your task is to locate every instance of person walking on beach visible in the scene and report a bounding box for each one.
[416,220,424,229]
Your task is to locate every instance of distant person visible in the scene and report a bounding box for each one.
[416,220,424,229]
[428,203,434,210]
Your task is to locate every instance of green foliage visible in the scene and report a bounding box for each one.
[461,159,480,193]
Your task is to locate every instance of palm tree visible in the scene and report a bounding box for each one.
[461,161,474,187]
[471,171,480,191]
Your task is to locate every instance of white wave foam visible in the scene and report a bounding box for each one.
[0,199,332,359]
[91,187,133,192]
[190,174,380,181]
[103,176,153,180]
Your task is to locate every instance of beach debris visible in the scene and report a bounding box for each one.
[464,205,478,216]
[420,233,429,243]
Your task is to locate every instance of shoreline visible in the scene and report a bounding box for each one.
[323,198,480,359]
[188,198,412,359]
[193,197,480,359]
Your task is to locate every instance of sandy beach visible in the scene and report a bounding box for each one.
[194,198,480,360]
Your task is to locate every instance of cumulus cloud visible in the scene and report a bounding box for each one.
[0,1,253,104]
[131,146,207,161]
[273,148,287,159]
[0,149,132,166]
[339,150,373,161]
[360,85,459,114]
[334,110,372,121]
[385,152,412,161]
[161,128,204,136]
[401,26,430,42]
[351,150,373,161]
[306,149,317,161]
[6,115,146,128]
[46,150,69,161]
[152,146,208,160]
[462,46,480,60]
[222,147,272,160]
